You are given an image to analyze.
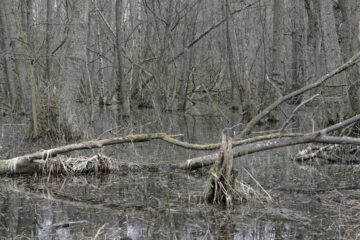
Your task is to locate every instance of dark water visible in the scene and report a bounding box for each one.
[0,106,359,239]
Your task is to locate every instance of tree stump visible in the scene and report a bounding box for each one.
[205,133,237,207]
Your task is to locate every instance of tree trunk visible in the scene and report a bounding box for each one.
[45,0,53,82]
[270,0,285,92]
[96,3,105,106]
[319,0,346,124]
[338,0,360,116]
[224,0,238,111]
[177,6,198,111]
[224,0,251,122]
[0,1,18,110]
[306,0,321,91]
[60,0,89,135]
[288,0,305,101]
[116,0,130,117]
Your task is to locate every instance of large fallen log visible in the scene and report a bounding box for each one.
[0,130,304,174]
[2,114,360,174]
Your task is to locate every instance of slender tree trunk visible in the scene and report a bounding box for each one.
[289,0,305,98]
[177,6,197,111]
[306,0,321,84]
[0,1,17,109]
[116,0,130,117]
[270,0,285,92]
[45,0,53,81]
[224,0,238,110]
[85,4,94,119]
[26,0,39,137]
[338,0,360,116]
[96,13,105,105]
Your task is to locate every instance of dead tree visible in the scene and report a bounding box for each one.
[205,134,237,206]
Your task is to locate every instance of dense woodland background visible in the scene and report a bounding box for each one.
[0,0,360,139]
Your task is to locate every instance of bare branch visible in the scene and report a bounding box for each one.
[239,50,360,138]
[280,94,320,132]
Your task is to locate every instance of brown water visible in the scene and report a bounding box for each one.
[0,106,359,239]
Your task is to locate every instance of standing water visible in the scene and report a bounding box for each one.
[0,106,359,239]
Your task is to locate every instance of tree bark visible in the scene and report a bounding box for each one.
[338,0,360,116]
[45,0,53,81]
[289,0,305,96]
[319,0,346,124]
[96,1,105,106]
[270,0,285,92]
[224,0,251,122]
[116,0,130,117]
[60,0,89,134]
[0,1,17,109]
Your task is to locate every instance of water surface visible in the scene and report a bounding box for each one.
[0,107,359,239]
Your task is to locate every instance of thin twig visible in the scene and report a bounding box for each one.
[280,94,320,132]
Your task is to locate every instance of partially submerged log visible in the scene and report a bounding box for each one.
[2,114,360,175]
[0,133,182,174]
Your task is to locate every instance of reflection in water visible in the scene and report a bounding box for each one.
[0,107,359,239]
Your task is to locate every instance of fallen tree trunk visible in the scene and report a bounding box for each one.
[180,114,360,170]
[0,133,176,174]
[0,131,303,174]
[2,114,360,174]
[2,113,360,174]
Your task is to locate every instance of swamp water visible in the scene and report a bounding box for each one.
[0,107,359,239]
